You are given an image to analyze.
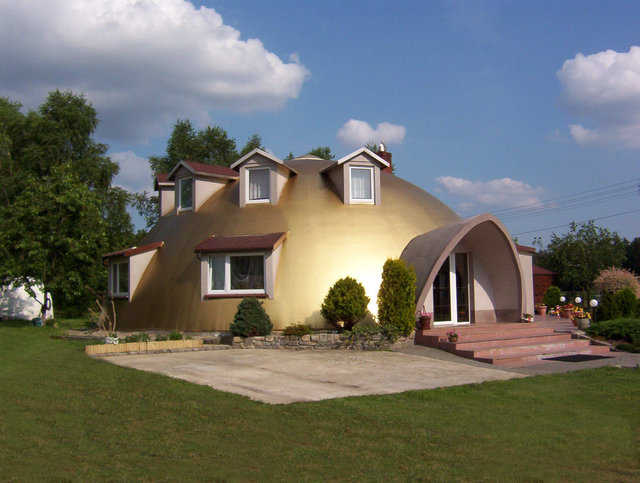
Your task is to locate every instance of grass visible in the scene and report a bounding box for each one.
[1,319,639,481]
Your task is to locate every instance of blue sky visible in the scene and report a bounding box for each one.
[1,0,639,244]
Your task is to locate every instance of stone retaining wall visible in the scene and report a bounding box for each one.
[232,332,414,350]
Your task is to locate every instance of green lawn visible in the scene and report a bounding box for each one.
[1,320,639,481]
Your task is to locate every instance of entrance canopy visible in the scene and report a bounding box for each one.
[401,214,526,323]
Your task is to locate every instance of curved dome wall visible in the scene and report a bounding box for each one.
[116,159,460,331]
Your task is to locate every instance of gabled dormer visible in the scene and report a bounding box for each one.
[320,147,390,205]
[166,161,239,214]
[230,149,298,207]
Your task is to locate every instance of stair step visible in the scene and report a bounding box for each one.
[463,339,592,359]
[445,328,556,343]
[482,345,612,367]
[443,333,572,351]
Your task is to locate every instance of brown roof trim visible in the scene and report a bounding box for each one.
[167,160,239,181]
[154,173,174,190]
[516,244,536,254]
[194,232,287,254]
[103,241,165,260]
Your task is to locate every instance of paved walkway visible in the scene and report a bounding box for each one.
[107,349,525,404]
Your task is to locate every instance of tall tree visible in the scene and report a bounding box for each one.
[623,237,640,275]
[0,91,137,314]
[535,221,627,291]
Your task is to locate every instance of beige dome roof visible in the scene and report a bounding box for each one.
[117,159,460,330]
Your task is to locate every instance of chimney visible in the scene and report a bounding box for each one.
[376,144,393,172]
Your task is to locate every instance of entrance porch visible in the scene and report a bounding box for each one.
[415,316,611,367]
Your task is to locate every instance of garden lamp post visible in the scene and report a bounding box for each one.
[560,296,566,303]
[589,299,598,323]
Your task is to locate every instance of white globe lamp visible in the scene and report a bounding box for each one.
[559,296,566,303]
[575,297,582,304]
[589,299,598,308]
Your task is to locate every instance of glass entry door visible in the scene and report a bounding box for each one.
[433,253,470,325]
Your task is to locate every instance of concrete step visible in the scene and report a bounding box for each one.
[441,333,572,351]
[481,345,612,367]
[461,339,593,359]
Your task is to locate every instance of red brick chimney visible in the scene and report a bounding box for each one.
[376,150,393,172]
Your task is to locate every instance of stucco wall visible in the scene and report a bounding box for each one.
[159,187,175,216]
[518,252,534,315]
[195,177,226,211]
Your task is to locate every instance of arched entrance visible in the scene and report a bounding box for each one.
[401,214,526,325]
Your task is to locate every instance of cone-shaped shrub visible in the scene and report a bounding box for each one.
[377,258,417,336]
[321,277,369,330]
[230,298,273,337]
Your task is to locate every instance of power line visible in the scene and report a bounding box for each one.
[511,208,640,236]
[490,177,640,216]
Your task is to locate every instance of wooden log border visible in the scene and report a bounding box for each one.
[85,339,203,356]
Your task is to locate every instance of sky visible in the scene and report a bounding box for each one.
[1,0,639,245]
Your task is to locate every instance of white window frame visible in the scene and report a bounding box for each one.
[246,167,271,204]
[177,177,193,212]
[110,261,129,297]
[207,252,266,295]
[349,166,375,204]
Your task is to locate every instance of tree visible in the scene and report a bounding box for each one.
[238,134,263,158]
[0,91,138,315]
[535,221,627,291]
[623,237,640,275]
[308,146,335,160]
[0,164,107,312]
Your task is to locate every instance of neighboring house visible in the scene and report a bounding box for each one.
[103,147,535,331]
[532,264,555,304]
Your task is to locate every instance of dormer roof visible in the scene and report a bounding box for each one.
[230,148,298,175]
[154,173,174,190]
[167,160,239,181]
[319,147,390,174]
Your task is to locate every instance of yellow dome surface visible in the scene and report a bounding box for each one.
[117,159,460,330]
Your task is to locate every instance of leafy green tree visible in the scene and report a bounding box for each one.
[309,146,335,160]
[238,134,263,158]
[623,237,640,275]
[535,221,627,291]
[132,191,160,230]
[284,152,295,161]
[0,164,107,312]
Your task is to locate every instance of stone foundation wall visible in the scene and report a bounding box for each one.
[232,332,414,350]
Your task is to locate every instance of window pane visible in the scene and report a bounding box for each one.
[351,168,372,200]
[118,262,129,294]
[249,169,269,200]
[180,178,193,208]
[230,255,264,290]
[433,257,451,322]
[209,255,225,291]
[455,253,469,322]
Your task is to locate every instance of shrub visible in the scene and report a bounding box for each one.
[321,277,370,331]
[593,267,640,297]
[168,331,183,340]
[155,334,168,341]
[124,333,150,343]
[586,318,640,343]
[615,288,637,318]
[542,285,562,308]
[230,298,273,337]
[283,324,312,337]
[377,259,417,336]
[598,291,621,321]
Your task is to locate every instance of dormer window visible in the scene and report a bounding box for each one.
[177,177,193,211]
[248,167,270,203]
[350,166,374,204]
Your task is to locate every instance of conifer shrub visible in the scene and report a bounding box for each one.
[377,259,417,336]
[598,291,621,321]
[283,323,312,337]
[230,297,273,337]
[542,285,562,308]
[615,288,637,318]
[321,277,369,331]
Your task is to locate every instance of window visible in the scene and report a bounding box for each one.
[178,177,193,211]
[248,168,270,202]
[208,254,265,295]
[110,261,129,296]
[350,166,374,203]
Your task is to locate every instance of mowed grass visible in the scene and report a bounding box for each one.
[1,321,639,481]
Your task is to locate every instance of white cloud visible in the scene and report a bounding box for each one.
[0,0,310,143]
[336,119,406,147]
[436,176,544,212]
[558,46,640,149]
[111,151,153,193]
